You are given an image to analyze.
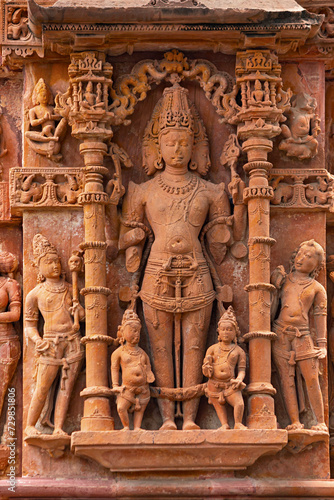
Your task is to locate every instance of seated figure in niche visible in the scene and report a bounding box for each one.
[25,79,67,162]
[271,240,328,432]
[202,306,246,430]
[111,309,155,431]
[119,82,246,431]
[0,252,21,430]
[24,234,85,438]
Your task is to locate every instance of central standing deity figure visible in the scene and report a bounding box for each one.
[120,83,245,430]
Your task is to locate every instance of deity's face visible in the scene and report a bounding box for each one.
[37,85,49,106]
[142,141,158,176]
[218,320,236,344]
[123,321,141,346]
[193,140,211,176]
[159,129,193,170]
[39,252,61,280]
[294,245,319,275]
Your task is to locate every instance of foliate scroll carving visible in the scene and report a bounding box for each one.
[279,93,320,160]
[25,79,68,162]
[271,240,328,436]
[1,3,43,68]
[24,235,85,454]
[10,168,84,208]
[109,49,234,127]
[270,170,334,210]
[202,307,247,430]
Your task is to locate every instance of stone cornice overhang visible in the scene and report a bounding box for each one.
[27,0,322,55]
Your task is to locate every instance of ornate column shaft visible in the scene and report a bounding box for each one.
[224,50,291,429]
[56,52,115,431]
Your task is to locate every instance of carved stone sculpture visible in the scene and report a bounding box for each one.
[0,252,21,429]
[111,309,155,431]
[24,234,85,440]
[202,306,246,430]
[25,79,67,162]
[271,240,328,432]
[279,93,321,160]
[120,82,246,431]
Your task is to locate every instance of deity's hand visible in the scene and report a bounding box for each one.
[271,265,286,289]
[316,346,327,359]
[202,355,214,378]
[43,112,51,121]
[230,378,245,390]
[228,175,245,205]
[112,385,125,394]
[69,300,80,317]
[35,338,50,353]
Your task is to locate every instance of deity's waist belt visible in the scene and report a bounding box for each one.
[43,331,80,344]
[273,320,309,338]
[140,289,216,313]
[146,257,210,277]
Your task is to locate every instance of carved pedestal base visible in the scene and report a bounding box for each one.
[0,445,9,472]
[286,429,329,454]
[71,429,288,472]
[25,434,71,458]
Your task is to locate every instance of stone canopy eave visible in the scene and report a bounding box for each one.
[27,0,322,55]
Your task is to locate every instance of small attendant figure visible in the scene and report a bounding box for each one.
[202,306,247,430]
[111,310,155,431]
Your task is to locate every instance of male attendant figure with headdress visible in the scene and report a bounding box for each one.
[119,82,246,430]
[111,309,155,431]
[202,307,247,430]
[24,234,85,438]
[271,240,328,432]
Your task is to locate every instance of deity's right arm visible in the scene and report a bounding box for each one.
[24,287,42,344]
[111,348,122,389]
[119,181,147,273]
[28,107,47,128]
[0,278,21,323]
[202,347,214,378]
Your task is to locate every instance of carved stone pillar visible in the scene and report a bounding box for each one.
[56,52,115,431]
[224,50,291,429]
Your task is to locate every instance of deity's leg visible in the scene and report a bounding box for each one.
[53,359,83,434]
[0,340,20,416]
[298,358,325,426]
[272,352,301,429]
[182,305,212,430]
[26,364,59,429]
[226,392,246,429]
[143,303,176,429]
[116,397,132,430]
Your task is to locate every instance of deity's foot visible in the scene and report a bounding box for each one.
[160,419,177,431]
[311,423,328,432]
[25,425,41,437]
[182,420,200,431]
[219,424,230,430]
[234,423,247,430]
[53,428,70,437]
[286,422,304,431]
[120,426,130,431]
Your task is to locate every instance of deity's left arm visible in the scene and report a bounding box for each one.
[143,350,155,384]
[231,347,247,389]
[119,181,146,273]
[206,183,231,251]
[228,176,247,242]
[313,283,328,359]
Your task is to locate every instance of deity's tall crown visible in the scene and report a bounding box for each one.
[33,234,58,266]
[159,83,194,135]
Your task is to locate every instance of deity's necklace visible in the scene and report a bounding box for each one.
[42,279,66,294]
[158,173,197,195]
[123,344,141,356]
